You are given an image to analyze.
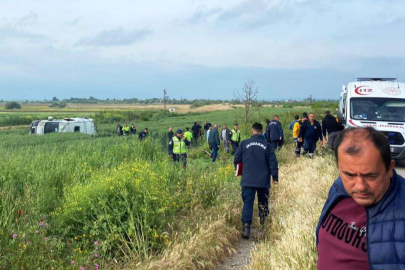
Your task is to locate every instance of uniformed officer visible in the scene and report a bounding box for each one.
[230,124,241,155]
[122,123,130,135]
[168,129,190,169]
[234,122,279,239]
[184,127,193,144]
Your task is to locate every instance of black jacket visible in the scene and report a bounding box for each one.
[299,120,323,143]
[204,123,212,131]
[266,120,284,141]
[168,131,174,141]
[191,124,199,135]
[234,134,278,188]
[139,131,148,140]
[322,114,344,137]
[117,125,123,135]
[221,128,232,141]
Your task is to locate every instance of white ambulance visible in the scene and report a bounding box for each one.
[30,117,96,135]
[338,78,405,159]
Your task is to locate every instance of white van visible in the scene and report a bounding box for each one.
[30,117,96,135]
[338,78,405,159]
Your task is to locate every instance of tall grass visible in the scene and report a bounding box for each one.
[0,107,335,269]
[0,128,239,269]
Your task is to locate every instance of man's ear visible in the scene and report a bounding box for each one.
[389,159,396,178]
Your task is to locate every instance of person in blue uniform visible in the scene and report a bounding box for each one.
[234,122,279,239]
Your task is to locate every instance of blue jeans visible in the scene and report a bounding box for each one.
[241,187,269,224]
[303,141,317,155]
[211,144,218,162]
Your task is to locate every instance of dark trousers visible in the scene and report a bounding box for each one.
[211,144,218,162]
[231,141,239,155]
[241,187,269,224]
[192,134,199,145]
[303,141,317,156]
[295,140,304,156]
[327,132,339,150]
[271,140,282,150]
[173,154,187,167]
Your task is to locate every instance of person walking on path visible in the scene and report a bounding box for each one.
[234,122,279,239]
[316,127,403,270]
[168,129,190,169]
[116,123,123,136]
[221,124,232,153]
[130,124,137,135]
[230,124,241,155]
[295,113,308,157]
[322,110,344,150]
[184,127,193,144]
[291,115,300,145]
[266,115,284,150]
[208,124,220,162]
[263,119,270,139]
[289,115,299,131]
[298,113,323,158]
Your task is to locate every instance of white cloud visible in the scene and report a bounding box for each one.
[76,27,153,47]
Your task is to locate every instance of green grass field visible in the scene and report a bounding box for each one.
[0,106,335,269]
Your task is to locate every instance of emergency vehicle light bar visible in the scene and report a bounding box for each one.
[357,78,397,82]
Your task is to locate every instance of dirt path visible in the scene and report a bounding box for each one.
[216,228,258,270]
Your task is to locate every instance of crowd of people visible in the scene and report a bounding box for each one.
[117,110,405,269]
[166,122,242,167]
[116,123,149,140]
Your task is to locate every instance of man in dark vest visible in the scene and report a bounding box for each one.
[317,127,404,270]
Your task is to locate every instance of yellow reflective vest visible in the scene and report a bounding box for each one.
[173,136,187,154]
[184,131,193,142]
[231,129,241,142]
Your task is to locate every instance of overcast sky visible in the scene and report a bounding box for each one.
[1,0,405,101]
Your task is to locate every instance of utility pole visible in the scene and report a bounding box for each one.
[163,89,167,110]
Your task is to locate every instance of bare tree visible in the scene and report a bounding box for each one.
[234,79,259,125]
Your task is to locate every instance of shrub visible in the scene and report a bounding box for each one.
[5,101,21,109]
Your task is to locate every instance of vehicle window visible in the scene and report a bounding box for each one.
[351,98,405,122]
[44,122,59,134]
[74,126,80,132]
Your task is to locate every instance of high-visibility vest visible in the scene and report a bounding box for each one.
[173,137,187,154]
[184,131,192,142]
[123,126,130,132]
[231,129,240,142]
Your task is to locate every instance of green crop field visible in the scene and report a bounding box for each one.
[0,106,337,270]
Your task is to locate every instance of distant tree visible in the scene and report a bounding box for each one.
[5,101,21,109]
[58,101,67,108]
[48,101,67,108]
[52,97,59,102]
[234,79,259,125]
